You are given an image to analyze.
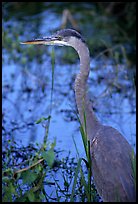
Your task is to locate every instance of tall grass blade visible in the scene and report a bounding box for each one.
[70,158,82,202]
[44,48,55,143]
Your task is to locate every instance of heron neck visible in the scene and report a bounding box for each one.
[74,42,100,141]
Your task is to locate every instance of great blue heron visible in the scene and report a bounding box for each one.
[21,29,136,202]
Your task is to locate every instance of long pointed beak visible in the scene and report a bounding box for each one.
[20,36,62,45]
[20,40,46,45]
[20,37,54,45]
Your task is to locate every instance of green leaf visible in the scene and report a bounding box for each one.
[3,168,13,176]
[41,149,55,167]
[50,138,56,149]
[39,192,46,201]
[3,183,16,202]
[9,183,16,194]
[22,171,38,185]
[2,176,10,182]
[70,158,82,202]
[27,191,35,202]
[35,116,51,124]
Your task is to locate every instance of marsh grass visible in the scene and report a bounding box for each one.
[2,138,100,202]
[131,149,136,190]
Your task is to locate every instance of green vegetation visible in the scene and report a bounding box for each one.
[2,133,100,202]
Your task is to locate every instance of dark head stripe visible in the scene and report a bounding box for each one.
[56,29,86,43]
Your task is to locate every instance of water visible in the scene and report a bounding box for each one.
[2,3,136,157]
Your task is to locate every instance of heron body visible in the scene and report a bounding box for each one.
[21,29,136,202]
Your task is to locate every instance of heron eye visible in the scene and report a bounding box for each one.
[57,36,63,41]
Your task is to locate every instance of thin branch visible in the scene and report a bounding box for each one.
[14,158,44,176]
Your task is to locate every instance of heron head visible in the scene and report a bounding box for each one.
[20,29,86,47]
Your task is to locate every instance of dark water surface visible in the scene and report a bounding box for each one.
[2,3,136,158]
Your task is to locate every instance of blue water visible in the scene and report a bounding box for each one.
[2,5,136,158]
[2,54,136,156]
